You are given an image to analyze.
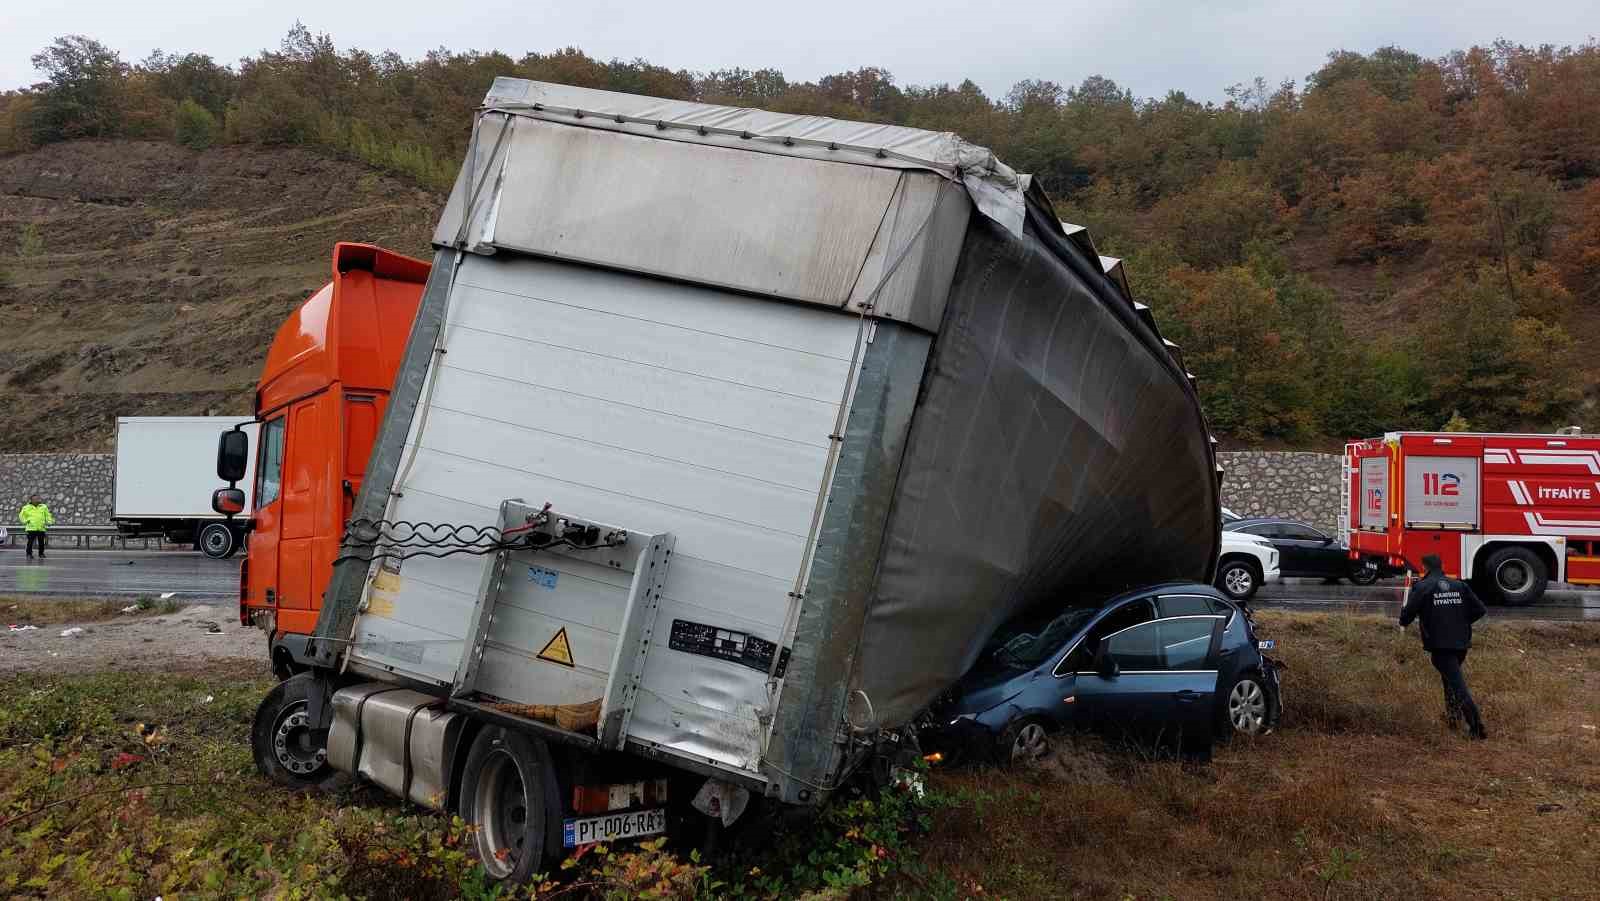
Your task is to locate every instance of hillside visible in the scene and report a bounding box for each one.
[3,32,1599,448]
[0,140,440,452]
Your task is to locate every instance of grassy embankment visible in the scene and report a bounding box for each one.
[1,611,1596,898]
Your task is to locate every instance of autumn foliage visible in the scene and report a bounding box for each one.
[3,31,1598,444]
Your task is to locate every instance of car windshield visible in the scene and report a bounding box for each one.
[983,603,1102,671]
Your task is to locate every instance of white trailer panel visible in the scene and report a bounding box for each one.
[348,254,861,774]
[113,417,258,519]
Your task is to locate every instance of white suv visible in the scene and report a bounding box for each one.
[1216,528,1280,602]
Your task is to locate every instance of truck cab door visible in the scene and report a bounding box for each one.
[341,394,383,525]
[249,416,287,619]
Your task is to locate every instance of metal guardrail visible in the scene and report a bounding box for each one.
[3,525,164,550]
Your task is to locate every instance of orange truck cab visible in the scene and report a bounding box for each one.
[228,243,428,677]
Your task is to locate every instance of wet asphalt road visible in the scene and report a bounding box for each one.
[0,549,239,600]
[3,550,1600,620]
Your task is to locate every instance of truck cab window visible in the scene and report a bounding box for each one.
[257,417,286,508]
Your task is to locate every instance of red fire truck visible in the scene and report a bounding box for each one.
[1344,431,1600,606]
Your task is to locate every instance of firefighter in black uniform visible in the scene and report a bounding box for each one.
[1399,554,1488,739]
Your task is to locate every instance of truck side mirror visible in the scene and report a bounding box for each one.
[217,429,250,483]
[213,487,246,516]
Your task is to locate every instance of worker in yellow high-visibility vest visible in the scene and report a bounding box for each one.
[19,494,54,559]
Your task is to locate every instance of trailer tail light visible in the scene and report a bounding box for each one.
[572,779,668,815]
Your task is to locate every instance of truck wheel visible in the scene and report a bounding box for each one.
[199,522,236,559]
[1484,547,1547,606]
[251,673,343,792]
[1216,559,1260,601]
[460,726,563,884]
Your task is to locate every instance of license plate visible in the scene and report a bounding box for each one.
[1258,639,1276,650]
[563,808,667,847]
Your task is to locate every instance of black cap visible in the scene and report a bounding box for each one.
[1422,554,1443,572]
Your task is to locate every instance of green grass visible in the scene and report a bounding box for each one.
[2,613,1598,898]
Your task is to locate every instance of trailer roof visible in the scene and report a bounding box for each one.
[463,78,1028,236]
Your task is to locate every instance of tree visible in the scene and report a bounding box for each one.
[29,35,128,141]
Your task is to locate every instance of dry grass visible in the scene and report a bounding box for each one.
[899,611,1600,900]
[0,596,151,626]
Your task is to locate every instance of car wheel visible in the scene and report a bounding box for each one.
[1347,561,1380,586]
[1483,547,1547,606]
[998,718,1051,765]
[1216,560,1259,601]
[1220,673,1275,738]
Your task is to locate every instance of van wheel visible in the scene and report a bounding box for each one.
[199,522,235,559]
[1484,547,1547,606]
[460,726,563,884]
[251,674,343,792]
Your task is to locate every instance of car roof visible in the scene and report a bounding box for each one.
[1225,516,1318,530]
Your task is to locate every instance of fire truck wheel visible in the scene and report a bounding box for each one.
[1483,546,1547,606]
[251,674,344,792]
[460,726,563,884]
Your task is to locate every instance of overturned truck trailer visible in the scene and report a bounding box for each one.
[256,78,1219,877]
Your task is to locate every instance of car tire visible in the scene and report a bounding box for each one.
[460,726,563,884]
[1218,672,1277,740]
[1215,558,1261,602]
[199,522,235,559]
[997,717,1051,765]
[1347,561,1380,586]
[251,673,345,792]
[1482,547,1547,606]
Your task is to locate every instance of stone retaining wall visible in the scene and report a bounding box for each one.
[0,454,114,525]
[1217,451,1343,534]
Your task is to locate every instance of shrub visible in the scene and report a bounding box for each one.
[173,97,217,149]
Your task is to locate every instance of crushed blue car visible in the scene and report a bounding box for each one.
[920,582,1282,764]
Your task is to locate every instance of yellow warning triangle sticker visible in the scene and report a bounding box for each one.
[537,627,575,668]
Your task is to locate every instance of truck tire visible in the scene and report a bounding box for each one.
[460,725,564,884]
[251,673,343,792]
[199,522,236,559]
[1215,557,1261,601]
[1483,546,1547,606]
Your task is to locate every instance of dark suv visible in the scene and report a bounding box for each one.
[921,583,1282,764]
[1224,517,1383,584]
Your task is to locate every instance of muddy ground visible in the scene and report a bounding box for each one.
[0,600,259,674]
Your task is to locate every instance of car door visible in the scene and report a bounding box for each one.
[1077,615,1225,742]
[1279,523,1339,577]
[1061,598,1156,728]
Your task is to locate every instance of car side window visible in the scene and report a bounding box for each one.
[1284,524,1325,541]
[1103,620,1162,670]
[1159,595,1215,617]
[1103,616,1221,671]
[256,416,286,508]
[1057,599,1154,674]
[1161,617,1221,669]
[1240,523,1277,537]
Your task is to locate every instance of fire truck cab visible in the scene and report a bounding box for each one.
[1345,431,1600,605]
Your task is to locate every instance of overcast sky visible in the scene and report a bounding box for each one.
[2,0,1594,101]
